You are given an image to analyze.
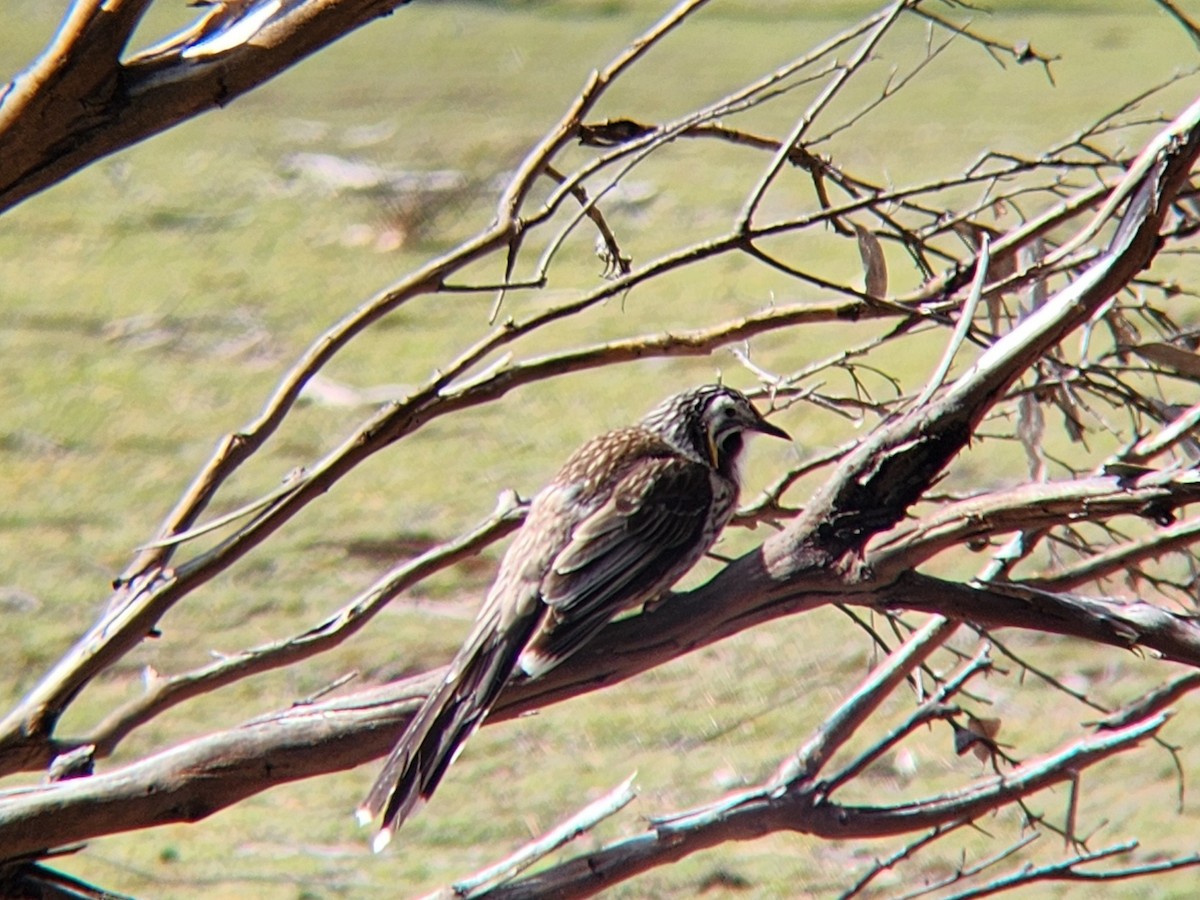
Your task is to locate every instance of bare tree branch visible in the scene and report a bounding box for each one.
[474,689,1165,897]
[0,0,417,213]
[425,774,638,900]
[5,3,1200,894]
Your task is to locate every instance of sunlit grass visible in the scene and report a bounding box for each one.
[2,1,1200,896]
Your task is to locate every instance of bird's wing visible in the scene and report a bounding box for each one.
[520,455,713,675]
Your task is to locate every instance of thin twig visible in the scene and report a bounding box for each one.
[914,234,990,409]
[423,774,638,900]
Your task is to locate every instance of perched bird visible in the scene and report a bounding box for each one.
[358,384,789,850]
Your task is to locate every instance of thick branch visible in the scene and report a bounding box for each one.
[2,539,1198,857]
[868,472,1200,577]
[0,0,415,213]
[878,571,1200,665]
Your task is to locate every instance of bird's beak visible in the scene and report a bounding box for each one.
[750,416,790,441]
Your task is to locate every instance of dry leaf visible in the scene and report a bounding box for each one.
[854,223,888,300]
[954,714,1003,763]
[1133,342,1200,379]
[1019,236,1047,314]
[1054,385,1086,444]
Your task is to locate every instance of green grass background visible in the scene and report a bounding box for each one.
[2,1,1200,897]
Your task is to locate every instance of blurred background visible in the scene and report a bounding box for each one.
[2,2,1199,896]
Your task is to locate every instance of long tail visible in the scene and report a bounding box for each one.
[357,606,540,851]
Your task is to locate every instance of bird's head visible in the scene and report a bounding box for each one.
[643,385,790,478]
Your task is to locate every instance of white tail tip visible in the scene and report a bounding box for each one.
[354,806,374,829]
[517,649,553,679]
[372,828,394,854]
